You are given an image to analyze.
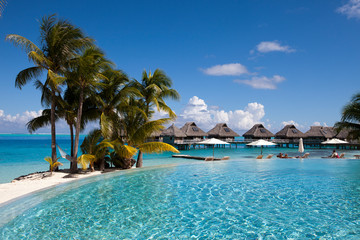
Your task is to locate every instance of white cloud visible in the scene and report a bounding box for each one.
[255,41,295,53]
[0,109,100,134]
[234,75,285,89]
[201,63,249,76]
[281,120,307,131]
[177,96,265,131]
[0,109,43,133]
[337,0,360,19]
[282,120,299,128]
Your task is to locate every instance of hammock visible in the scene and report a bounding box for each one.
[57,145,74,162]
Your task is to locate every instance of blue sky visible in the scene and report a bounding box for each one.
[0,0,360,134]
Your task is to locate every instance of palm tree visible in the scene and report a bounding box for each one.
[131,69,180,167]
[134,69,180,119]
[44,156,63,175]
[335,92,360,140]
[120,98,179,167]
[6,14,93,164]
[26,87,98,158]
[66,47,111,173]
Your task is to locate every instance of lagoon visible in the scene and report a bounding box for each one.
[1,158,360,238]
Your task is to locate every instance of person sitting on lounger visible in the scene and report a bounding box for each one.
[329,149,339,158]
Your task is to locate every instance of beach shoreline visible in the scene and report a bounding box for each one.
[0,169,123,206]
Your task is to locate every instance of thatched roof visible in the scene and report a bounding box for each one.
[275,125,306,138]
[160,124,186,137]
[180,122,208,137]
[207,123,239,138]
[243,124,274,138]
[150,130,162,138]
[336,129,350,139]
[304,126,336,139]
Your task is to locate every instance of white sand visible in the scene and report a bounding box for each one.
[0,170,120,205]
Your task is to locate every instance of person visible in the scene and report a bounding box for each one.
[330,149,339,158]
[277,153,283,158]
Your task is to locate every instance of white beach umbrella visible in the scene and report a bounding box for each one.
[321,138,349,145]
[247,139,277,155]
[298,138,304,154]
[197,138,229,157]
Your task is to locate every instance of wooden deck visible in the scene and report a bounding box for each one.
[172,154,230,161]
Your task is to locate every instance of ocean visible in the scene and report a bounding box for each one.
[0,134,359,183]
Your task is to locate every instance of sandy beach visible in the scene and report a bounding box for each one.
[0,170,120,206]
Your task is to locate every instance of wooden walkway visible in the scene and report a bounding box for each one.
[172,154,230,161]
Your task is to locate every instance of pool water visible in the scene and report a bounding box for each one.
[1,158,360,239]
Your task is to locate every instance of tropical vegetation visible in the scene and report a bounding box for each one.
[44,156,63,175]
[335,92,360,141]
[7,14,180,173]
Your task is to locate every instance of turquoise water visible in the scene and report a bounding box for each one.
[1,159,360,239]
[1,134,360,183]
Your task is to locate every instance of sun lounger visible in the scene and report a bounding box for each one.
[256,155,263,159]
[265,154,273,159]
[300,153,310,158]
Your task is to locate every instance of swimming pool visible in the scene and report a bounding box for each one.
[1,158,360,239]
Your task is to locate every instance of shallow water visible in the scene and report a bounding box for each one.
[1,134,359,183]
[1,158,360,239]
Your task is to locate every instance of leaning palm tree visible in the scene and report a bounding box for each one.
[6,14,93,164]
[335,92,360,140]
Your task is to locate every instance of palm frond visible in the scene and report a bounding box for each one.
[100,113,114,140]
[131,118,170,145]
[114,143,138,159]
[15,67,43,89]
[138,142,179,154]
[77,154,96,170]
[5,34,41,54]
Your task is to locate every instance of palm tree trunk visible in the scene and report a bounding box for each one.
[136,150,143,168]
[69,124,74,170]
[50,93,57,171]
[71,88,84,173]
[70,124,74,157]
[100,157,105,171]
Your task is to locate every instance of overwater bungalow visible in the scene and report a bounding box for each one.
[160,124,186,144]
[207,123,239,142]
[147,130,163,142]
[180,122,208,142]
[275,125,306,146]
[243,124,274,140]
[304,126,336,145]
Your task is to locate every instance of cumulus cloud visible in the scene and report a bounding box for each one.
[337,0,360,19]
[255,41,295,53]
[234,75,285,90]
[0,109,43,133]
[282,120,299,128]
[177,96,265,131]
[281,120,307,131]
[0,109,100,134]
[201,63,249,76]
